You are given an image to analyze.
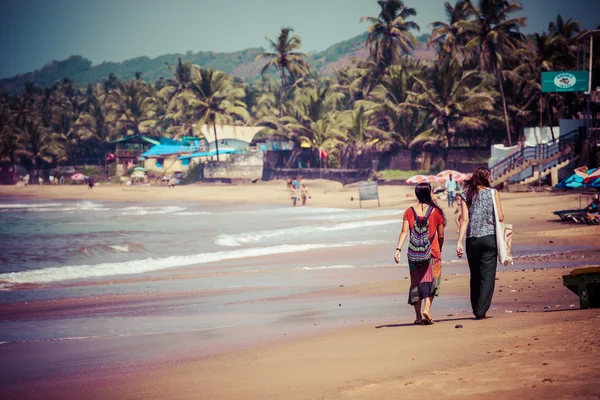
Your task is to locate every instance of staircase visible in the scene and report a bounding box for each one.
[490,129,580,187]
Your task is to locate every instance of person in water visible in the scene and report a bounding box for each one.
[394,182,446,325]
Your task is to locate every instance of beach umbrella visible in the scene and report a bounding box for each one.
[133,166,147,172]
[435,169,463,181]
[583,168,600,184]
[130,170,146,178]
[71,173,86,181]
[406,175,429,184]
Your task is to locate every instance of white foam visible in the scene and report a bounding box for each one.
[294,209,403,221]
[121,206,186,215]
[215,220,398,246]
[301,265,354,271]
[0,242,355,285]
[108,245,130,253]
[174,211,211,216]
[0,203,63,209]
[32,201,110,212]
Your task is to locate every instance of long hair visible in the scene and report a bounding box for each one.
[463,167,492,207]
[415,183,446,226]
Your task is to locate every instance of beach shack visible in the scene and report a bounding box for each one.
[109,134,160,176]
[140,137,205,173]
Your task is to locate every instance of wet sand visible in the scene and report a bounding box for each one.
[1,181,600,399]
[1,266,599,399]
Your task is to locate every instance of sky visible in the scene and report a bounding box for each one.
[0,0,598,79]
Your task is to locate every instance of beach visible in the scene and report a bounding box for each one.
[1,181,599,399]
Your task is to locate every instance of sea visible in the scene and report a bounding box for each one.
[0,198,573,381]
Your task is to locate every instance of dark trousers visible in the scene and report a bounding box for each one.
[466,234,498,318]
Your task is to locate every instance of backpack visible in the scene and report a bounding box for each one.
[407,206,433,264]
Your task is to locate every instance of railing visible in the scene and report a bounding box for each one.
[115,149,146,158]
[490,129,579,181]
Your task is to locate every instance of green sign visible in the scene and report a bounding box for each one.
[358,181,380,208]
[541,71,589,93]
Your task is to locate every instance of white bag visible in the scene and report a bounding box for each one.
[492,189,513,266]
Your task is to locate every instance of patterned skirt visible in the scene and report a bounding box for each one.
[407,257,442,305]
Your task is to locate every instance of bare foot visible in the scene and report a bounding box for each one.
[422,312,434,325]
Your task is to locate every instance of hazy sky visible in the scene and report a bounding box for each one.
[0,0,598,79]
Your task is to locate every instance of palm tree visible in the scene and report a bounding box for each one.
[461,0,526,146]
[337,105,389,168]
[175,67,250,161]
[15,116,65,179]
[359,59,425,147]
[256,28,310,90]
[361,0,420,71]
[163,58,194,112]
[428,0,470,60]
[0,102,20,166]
[71,84,112,157]
[409,59,494,152]
[105,79,159,138]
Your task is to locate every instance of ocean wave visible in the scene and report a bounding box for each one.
[301,265,354,271]
[34,201,110,212]
[121,206,186,215]
[0,202,64,209]
[174,211,211,216]
[0,242,356,285]
[214,219,398,246]
[293,209,403,222]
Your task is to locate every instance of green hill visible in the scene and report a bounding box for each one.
[0,33,433,94]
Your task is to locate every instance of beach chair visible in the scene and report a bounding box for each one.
[562,267,600,309]
[554,209,586,220]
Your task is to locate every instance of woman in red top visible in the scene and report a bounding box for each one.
[394,183,446,325]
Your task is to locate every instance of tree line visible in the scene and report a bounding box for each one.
[0,0,598,175]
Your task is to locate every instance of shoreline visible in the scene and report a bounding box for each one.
[1,181,599,399]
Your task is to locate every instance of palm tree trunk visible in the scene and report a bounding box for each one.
[213,122,220,162]
[495,66,513,147]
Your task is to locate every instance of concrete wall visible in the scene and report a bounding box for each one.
[204,153,263,179]
[262,168,371,185]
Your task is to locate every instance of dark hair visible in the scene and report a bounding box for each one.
[463,167,491,207]
[415,183,446,226]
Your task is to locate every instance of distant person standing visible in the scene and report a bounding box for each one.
[445,174,457,207]
[59,176,64,185]
[38,176,43,185]
[88,176,94,189]
[300,183,310,206]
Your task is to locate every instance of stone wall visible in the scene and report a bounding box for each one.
[262,167,371,185]
[203,153,263,179]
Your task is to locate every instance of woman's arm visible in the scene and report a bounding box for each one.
[394,219,410,264]
[494,190,504,222]
[456,197,469,258]
[437,222,445,249]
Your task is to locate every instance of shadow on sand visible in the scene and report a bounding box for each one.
[375,316,493,329]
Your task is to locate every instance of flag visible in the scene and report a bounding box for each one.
[320,149,328,159]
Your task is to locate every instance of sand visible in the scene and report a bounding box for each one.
[1,181,600,399]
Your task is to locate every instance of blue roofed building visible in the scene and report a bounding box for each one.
[141,137,206,173]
